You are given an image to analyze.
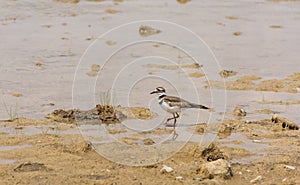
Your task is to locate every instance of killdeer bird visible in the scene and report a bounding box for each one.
[150,87,210,129]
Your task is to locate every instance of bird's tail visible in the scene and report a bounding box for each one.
[190,103,210,110]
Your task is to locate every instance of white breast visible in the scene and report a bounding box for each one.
[160,100,181,113]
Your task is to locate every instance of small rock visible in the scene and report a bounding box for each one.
[15,126,23,130]
[35,62,42,67]
[250,175,262,183]
[271,114,299,130]
[284,165,296,170]
[217,124,233,139]
[177,0,190,4]
[143,138,155,145]
[160,165,173,173]
[233,31,242,36]
[175,176,183,180]
[106,40,117,46]
[199,159,233,179]
[233,106,246,117]
[193,177,204,181]
[105,9,118,14]
[219,70,237,78]
[139,25,161,37]
[253,140,262,143]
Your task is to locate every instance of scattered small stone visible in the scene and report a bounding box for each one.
[250,175,262,183]
[177,0,190,4]
[106,9,118,14]
[52,0,80,3]
[175,176,183,180]
[143,138,155,145]
[284,165,296,170]
[270,25,282,29]
[194,123,207,134]
[199,159,233,179]
[42,24,52,28]
[15,126,23,130]
[106,40,117,46]
[218,124,233,139]
[193,177,204,181]
[225,16,239,20]
[160,165,174,173]
[35,62,42,67]
[41,103,55,107]
[139,25,161,37]
[233,106,246,117]
[233,31,242,36]
[87,0,104,2]
[219,70,237,78]
[107,129,127,134]
[253,140,262,143]
[271,114,299,130]
[87,64,101,77]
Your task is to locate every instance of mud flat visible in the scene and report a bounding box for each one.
[0,107,299,184]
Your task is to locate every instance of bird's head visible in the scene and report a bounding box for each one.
[150,87,166,96]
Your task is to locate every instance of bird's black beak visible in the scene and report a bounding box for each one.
[150,90,157,94]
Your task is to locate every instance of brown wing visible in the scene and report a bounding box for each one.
[163,96,209,109]
[163,96,192,108]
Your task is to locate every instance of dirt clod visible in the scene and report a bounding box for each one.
[201,143,228,162]
[271,114,299,130]
[14,162,49,172]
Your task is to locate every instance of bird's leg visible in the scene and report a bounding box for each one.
[164,113,176,125]
[173,112,179,129]
[172,130,178,140]
[171,113,179,140]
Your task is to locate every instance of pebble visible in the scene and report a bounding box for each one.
[284,165,296,170]
[193,177,204,181]
[175,176,183,180]
[253,140,262,143]
[250,175,262,183]
[160,165,173,173]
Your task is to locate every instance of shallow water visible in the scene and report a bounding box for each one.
[0,159,16,165]
[0,144,31,151]
[1,0,300,120]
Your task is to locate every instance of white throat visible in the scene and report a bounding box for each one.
[157,92,166,99]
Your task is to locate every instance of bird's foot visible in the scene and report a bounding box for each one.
[172,131,178,140]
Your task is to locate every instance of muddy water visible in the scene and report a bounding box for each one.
[1,0,299,119]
